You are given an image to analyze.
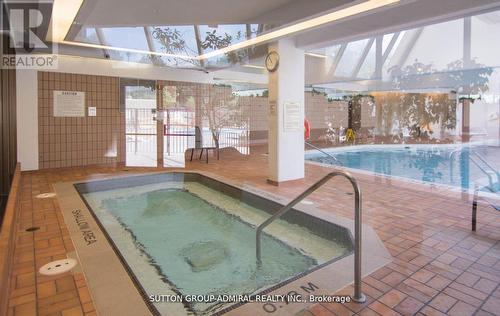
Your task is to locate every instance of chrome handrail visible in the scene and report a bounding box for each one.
[305,141,343,166]
[450,148,499,188]
[255,171,366,303]
[473,151,500,180]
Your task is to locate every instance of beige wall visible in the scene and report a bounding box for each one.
[37,75,268,169]
[18,55,267,171]
[243,93,353,143]
[36,70,456,170]
[38,72,124,169]
[36,72,355,169]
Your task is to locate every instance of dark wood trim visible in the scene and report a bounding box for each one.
[0,65,18,222]
[0,163,21,316]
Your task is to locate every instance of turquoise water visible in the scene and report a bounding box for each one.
[84,184,336,315]
[306,145,500,191]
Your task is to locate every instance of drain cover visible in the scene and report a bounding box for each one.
[25,226,40,232]
[39,258,78,276]
[36,193,56,199]
[180,241,229,272]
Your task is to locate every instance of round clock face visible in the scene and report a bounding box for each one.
[265,51,279,72]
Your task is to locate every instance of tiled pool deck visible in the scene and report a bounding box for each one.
[6,147,500,316]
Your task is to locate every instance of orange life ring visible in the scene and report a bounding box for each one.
[304,118,311,140]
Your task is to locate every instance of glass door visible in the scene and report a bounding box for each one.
[121,79,158,167]
[160,84,198,167]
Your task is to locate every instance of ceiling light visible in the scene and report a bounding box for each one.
[48,0,85,42]
[54,0,399,62]
[60,40,197,60]
[242,64,265,70]
[213,78,266,85]
[305,52,328,58]
[48,0,195,60]
[197,0,399,60]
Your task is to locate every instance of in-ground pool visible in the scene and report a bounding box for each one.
[306,144,500,192]
[75,173,353,315]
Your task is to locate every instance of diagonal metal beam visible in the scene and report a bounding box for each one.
[94,28,109,59]
[396,27,423,67]
[351,38,374,78]
[143,27,155,52]
[144,26,164,66]
[373,36,383,79]
[328,43,347,78]
[194,25,206,68]
[381,32,400,64]
[246,24,252,40]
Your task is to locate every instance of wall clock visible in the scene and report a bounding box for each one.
[265,51,279,72]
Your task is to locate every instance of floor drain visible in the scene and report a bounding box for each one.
[36,193,56,199]
[25,226,40,232]
[39,258,78,276]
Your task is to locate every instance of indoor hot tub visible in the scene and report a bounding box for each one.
[73,172,354,315]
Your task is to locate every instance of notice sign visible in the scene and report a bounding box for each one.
[88,107,97,117]
[283,102,301,132]
[269,100,277,115]
[53,91,85,117]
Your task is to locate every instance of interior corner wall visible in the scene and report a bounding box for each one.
[16,70,38,171]
[38,72,123,169]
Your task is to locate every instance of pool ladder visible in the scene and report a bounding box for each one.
[305,141,343,166]
[449,148,500,188]
[255,170,366,303]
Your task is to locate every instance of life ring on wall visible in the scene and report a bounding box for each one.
[304,118,311,140]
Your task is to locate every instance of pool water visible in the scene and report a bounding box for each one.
[80,175,351,315]
[306,144,500,191]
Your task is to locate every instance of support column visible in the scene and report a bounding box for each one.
[156,83,164,167]
[195,84,203,147]
[461,17,472,143]
[268,38,305,184]
[374,36,383,80]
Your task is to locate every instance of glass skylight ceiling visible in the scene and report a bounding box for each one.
[335,39,370,77]
[307,9,500,93]
[67,5,500,79]
[68,23,265,69]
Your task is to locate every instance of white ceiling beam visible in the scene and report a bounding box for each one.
[381,31,400,64]
[327,43,347,79]
[351,38,374,78]
[295,0,500,50]
[393,27,423,68]
[143,27,155,52]
[94,27,109,58]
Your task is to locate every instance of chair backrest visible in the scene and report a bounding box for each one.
[194,126,221,148]
[212,130,220,149]
[194,126,202,148]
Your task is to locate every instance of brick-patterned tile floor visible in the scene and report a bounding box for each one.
[7,147,500,316]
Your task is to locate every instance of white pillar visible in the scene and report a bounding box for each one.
[268,38,305,184]
[16,69,39,171]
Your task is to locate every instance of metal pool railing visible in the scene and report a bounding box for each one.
[305,141,343,166]
[255,170,366,303]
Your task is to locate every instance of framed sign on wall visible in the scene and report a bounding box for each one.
[53,91,85,117]
[283,102,301,132]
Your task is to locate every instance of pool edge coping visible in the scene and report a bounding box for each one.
[53,170,392,316]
